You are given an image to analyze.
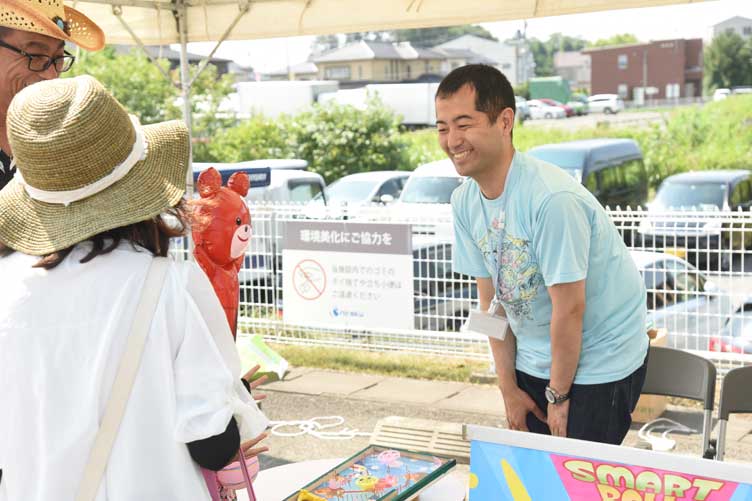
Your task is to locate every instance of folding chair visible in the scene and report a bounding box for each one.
[641,346,717,457]
[714,366,752,461]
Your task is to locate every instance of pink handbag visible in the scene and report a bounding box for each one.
[202,454,259,501]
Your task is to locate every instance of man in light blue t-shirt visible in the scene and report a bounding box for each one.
[436,64,649,445]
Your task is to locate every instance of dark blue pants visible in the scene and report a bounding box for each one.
[515,351,649,445]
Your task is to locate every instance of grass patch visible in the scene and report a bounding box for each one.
[270,343,490,383]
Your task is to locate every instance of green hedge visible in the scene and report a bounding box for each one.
[201,99,412,183]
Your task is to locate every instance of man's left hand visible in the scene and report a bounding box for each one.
[547,401,570,437]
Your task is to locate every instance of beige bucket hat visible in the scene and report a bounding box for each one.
[0,75,189,256]
[0,0,105,51]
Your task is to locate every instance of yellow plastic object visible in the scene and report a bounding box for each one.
[296,489,327,501]
[663,247,687,259]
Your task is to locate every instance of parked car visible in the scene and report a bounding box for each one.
[539,98,574,117]
[398,159,464,206]
[412,237,476,331]
[713,88,731,101]
[632,250,726,351]
[709,298,752,354]
[194,159,325,205]
[638,170,752,270]
[527,138,648,209]
[587,94,624,114]
[526,99,566,120]
[566,94,590,116]
[515,96,531,122]
[316,171,408,206]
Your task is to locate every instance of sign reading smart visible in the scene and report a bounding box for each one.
[282,221,413,330]
[465,425,752,501]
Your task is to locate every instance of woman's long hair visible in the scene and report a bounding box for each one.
[0,200,191,269]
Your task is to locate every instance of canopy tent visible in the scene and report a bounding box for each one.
[72,0,710,45]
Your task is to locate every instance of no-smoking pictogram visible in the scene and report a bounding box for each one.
[292,259,327,300]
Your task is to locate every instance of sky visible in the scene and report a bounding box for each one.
[183,0,752,73]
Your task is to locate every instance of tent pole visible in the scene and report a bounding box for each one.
[175,0,193,196]
[175,0,195,258]
[112,5,174,84]
[189,1,251,87]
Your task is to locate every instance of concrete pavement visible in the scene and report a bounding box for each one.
[257,367,752,467]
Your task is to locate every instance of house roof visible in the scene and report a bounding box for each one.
[113,44,232,64]
[313,40,445,63]
[431,47,495,65]
[266,61,319,76]
[582,38,701,53]
[713,16,752,28]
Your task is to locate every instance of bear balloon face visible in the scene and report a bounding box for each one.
[193,167,252,266]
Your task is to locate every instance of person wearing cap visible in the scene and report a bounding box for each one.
[0,76,269,499]
[0,0,105,191]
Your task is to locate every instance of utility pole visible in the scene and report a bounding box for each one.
[642,47,648,107]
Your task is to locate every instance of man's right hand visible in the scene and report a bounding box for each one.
[501,385,547,431]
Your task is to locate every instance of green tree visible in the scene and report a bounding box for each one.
[68,47,236,161]
[344,31,392,44]
[206,115,295,163]
[68,47,175,124]
[392,25,497,47]
[588,33,639,48]
[288,99,410,182]
[311,34,340,54]
[703,31,752,93]
[528,34,587,77]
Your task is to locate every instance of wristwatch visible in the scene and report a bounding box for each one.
[545,385,570,405]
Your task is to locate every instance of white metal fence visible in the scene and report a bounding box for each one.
[174,203,752,374]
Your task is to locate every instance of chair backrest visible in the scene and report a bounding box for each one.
[642,346,717,410]
[718,366,752,421]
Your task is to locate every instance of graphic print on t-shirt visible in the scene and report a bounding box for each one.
[495,231,545,321]
[476,214,504,267]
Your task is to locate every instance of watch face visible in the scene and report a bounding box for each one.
[545,387,555,404]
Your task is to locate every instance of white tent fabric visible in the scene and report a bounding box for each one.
[71,0,710,45]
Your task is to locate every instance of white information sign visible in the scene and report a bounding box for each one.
[282,221,413,330]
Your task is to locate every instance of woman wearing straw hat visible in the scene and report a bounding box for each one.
[0,0,104,191]
[0,75,269,500]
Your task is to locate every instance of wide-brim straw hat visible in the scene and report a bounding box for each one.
[0,0,104,51]
[0,75,189,256]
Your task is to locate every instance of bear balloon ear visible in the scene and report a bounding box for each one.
[197,168,222,198]
[228,171,250,197]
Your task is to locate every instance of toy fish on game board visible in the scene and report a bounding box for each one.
[296,489,327,501]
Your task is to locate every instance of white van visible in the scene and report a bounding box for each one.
[193,159,326,205]
[587,94,624,114]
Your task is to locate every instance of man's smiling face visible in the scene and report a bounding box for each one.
[0,28,65,120]
[435,84,509,180]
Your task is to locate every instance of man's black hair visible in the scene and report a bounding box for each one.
[436,64,516,124]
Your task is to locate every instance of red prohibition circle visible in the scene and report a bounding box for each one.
[292,259,327,300]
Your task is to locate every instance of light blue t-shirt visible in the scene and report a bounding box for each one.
[451,151,648,384]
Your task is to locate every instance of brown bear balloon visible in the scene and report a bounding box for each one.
[192,167,251,337]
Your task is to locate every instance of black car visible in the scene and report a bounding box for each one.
[638,170,752,270]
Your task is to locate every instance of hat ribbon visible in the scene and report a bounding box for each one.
[17,115,149,207]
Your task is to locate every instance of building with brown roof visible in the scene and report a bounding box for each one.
[584,38,703,103]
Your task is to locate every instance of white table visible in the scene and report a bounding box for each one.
[240,458,467,501]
